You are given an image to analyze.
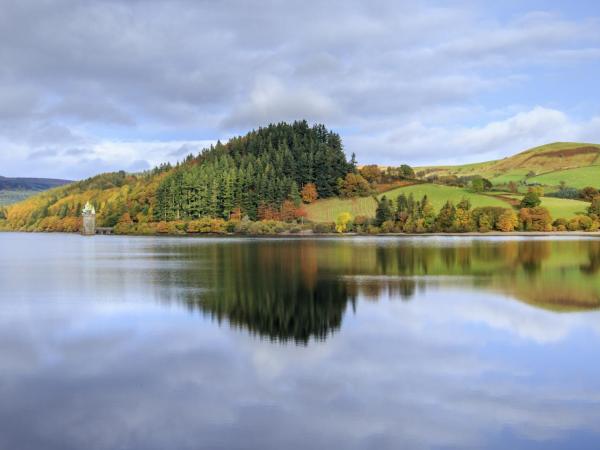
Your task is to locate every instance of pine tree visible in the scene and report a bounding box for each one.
[375,196,393,226]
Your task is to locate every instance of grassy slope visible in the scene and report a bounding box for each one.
[529,165,600,189]
[305,184,509,222]
[505,195,589,218]
[418,142,600,188]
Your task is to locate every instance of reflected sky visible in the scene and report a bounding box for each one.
[1,233,600,449]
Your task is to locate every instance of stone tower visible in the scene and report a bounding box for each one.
[81,201,96,236]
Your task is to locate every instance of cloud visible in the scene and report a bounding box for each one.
[0,1,599,177]
[347,107,600,165]
[27,148,58,160]
[222,76,338,129]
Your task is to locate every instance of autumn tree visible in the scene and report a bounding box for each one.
[300,183,318,203]
[497,209,519,232]
[280,200,298,223]
[336,212,352,233]
[581,187,599,202]
[519,206,552,231]
[435,201,456,232]
[338,173,371,198]
[359,165,382,184]
[452,198,475,232]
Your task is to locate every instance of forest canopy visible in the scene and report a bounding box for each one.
[154,121,354,221]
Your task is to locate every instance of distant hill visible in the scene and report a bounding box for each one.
[0,176,72,206]
[418,142,600,188]
[0,176,72,191]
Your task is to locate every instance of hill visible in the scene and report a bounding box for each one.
[0,176,72,206]
[0,121,354,231]
[418,142,600,188]
[1,131,598,233]
[0,176,72,191]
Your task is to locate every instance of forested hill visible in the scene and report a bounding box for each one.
[0,121,355,231]
[155,121,353,221]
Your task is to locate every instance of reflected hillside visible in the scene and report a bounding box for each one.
[151,238,600,343]
[163,241,356,344]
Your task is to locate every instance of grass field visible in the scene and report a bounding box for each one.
[529,165,600,189]
[505,195,589,219]
[305,184,510,222]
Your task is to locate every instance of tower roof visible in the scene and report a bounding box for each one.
[82,201,96,215]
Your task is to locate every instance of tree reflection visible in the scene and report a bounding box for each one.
[155,239,600,343]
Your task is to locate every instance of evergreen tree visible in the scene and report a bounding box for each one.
[375,195,393,226]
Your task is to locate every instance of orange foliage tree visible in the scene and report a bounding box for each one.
[300,183,318,204]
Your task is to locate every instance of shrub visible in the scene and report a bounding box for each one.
[580,187,599,202]
[567,215,593,231]
[552,218,568,232]
[156,221,169,233]
[380,220,396,233]
[367,225,381,234]
[520,190,541,208]
[313,222,335,233]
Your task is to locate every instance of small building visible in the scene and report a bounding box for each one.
[81,201,96,236]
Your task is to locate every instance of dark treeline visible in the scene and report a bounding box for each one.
[154,121,354,221]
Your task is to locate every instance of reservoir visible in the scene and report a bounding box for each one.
[1,233,600,449]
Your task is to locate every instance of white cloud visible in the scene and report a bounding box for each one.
[1,1,600,177]
[347,107,600,165]
[222,76,338,129]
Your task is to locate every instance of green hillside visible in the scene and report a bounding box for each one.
[419,142,600,188]
[529,165,600,189]
[305,183,509,222]
[504,194,590,219]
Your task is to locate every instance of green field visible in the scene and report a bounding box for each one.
[506,195,589,219]
[305,184,510,222]
[529,165,600,189]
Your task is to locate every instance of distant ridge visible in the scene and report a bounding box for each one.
[0,176,72,191]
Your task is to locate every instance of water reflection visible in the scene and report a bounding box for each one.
[1,234,600,450]
[151,239,600,343]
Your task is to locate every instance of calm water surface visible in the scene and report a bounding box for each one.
[1,233,600,449]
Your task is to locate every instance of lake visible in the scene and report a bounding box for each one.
[1,233,600,449]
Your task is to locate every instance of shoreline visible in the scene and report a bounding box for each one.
[2,230,600,238]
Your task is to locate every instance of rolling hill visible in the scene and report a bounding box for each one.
[418,142,600,188]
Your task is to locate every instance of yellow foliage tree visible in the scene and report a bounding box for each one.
[497,209,519,232]
[335,212,352,233]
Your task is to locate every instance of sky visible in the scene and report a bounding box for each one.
[1,0,600,180]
